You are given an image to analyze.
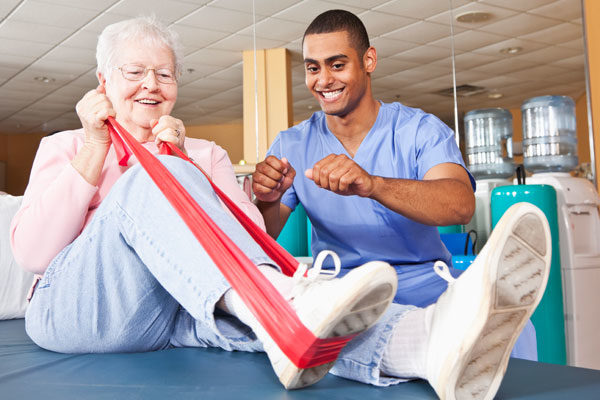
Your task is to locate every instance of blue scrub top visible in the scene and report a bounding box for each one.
[267,102,475,273]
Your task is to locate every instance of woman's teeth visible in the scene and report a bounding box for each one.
[137,99,158,104]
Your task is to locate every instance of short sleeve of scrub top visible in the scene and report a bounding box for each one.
[414,114,476,189]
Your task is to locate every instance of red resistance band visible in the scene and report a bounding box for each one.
[106,117,357,368]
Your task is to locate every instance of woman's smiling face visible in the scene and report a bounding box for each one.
[100,40,178,139]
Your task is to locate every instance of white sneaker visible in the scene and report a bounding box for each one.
[426,202,552,400]
[260,251,397,389]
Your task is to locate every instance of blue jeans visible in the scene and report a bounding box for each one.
[25,156,409,386]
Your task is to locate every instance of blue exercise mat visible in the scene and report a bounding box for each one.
[2,319,600,399]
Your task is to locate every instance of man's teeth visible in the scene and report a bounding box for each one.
[137,99,158,104]
[322,90,342,99]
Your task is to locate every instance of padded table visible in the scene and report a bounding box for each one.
[2,318,600,399]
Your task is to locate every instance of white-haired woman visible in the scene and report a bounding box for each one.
[9,16,398,390]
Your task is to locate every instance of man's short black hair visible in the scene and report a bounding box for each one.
[302,9,370,56]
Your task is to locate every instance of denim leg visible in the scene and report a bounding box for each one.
[330,303,414,386]
[26,156,271,353]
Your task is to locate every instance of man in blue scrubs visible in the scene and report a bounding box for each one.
[253,10,475,308]
[253,9,537,360]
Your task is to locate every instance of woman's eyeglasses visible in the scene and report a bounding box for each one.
[116,64,177,84]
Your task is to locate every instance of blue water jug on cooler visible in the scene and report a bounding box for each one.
[490,168,566,365]
[464,108,515,179]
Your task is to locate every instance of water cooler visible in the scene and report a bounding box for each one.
[520,95,600,369]
[491,183,567,364]
[463,108,515,254]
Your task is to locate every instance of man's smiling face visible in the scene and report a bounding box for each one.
[303,31,371,118]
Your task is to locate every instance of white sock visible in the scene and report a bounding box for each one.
[256,264,295,298]
[381,305,434,379]
[219,264,294,330]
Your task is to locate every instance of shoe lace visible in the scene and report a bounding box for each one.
[289,250,341,300]
[433,260,456,284]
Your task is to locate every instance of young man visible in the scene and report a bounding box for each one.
[253,9,475,309]
[252,9,537,360]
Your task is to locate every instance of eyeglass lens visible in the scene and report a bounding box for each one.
[120,64,175,83]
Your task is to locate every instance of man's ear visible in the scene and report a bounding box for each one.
[364,46,377,74]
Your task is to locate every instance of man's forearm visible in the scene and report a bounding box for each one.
[255,200,286,239]
[370,176,475,226]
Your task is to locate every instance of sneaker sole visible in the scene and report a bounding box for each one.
[281,261,397,389]
[450,207,551,400]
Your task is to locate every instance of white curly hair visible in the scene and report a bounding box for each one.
[96,15,183,82]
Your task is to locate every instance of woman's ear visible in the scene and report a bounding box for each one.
[97,71,106,87]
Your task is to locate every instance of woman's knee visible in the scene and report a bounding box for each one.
[156,155,213,193]
[106,155,213,208]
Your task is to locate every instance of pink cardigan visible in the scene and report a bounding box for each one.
[10,129,265,275]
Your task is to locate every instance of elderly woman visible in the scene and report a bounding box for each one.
[10,16,552,399]
[9,16,397,390]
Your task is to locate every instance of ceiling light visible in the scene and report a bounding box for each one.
[34,76,55,83]
[500,46,523,55]
[456,11,492,23]
[436,84,486,98]
[488,92,503,99]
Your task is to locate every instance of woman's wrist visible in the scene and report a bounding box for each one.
[83,137,111,152]
[73,141,111,186]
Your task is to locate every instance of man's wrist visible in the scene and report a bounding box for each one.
[255,198,281,208]
[368,175,385,200]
